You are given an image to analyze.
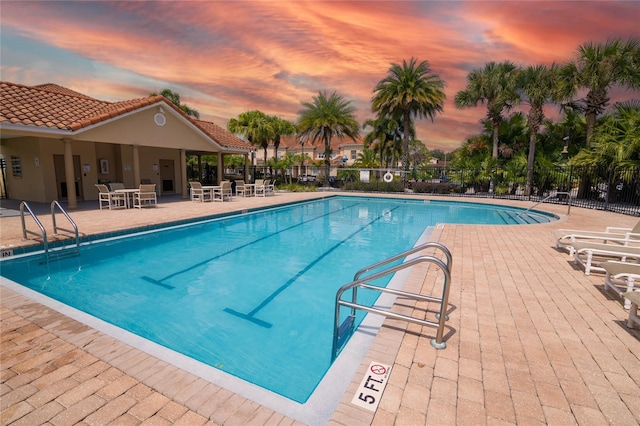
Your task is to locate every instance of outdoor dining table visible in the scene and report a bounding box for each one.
[243,183,255,196]
[202,185,219,202]
[114,188,140,209]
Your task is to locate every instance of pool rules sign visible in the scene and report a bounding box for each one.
[351,361,392,411]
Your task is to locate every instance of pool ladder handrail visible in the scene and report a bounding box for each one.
[51,200,80,258]
[19,201,80,262]
[20,202,49,258]
[517,191,571,217]
[332,243,452,361]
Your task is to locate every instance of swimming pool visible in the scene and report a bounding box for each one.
[0,196,555,405]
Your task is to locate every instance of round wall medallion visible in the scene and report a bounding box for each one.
[154,112,166,126]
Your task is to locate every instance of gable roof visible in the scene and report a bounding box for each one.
[0,81,251,151]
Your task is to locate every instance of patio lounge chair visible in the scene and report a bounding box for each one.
[555,220,640,255]
[601,261,640,309]
[623,291,640,328]
[572,241,640,275]
[95,184,126,210]
[190,181,211,202]
[213,181,233,202]
[133,184,157,208]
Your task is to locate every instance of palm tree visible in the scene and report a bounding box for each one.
[454,61,519,158]
[297,91,359,183]
[517,64,559,195]
[559,38,640,147]
[149,88,200,118]
[372,58,446,183]
[268,116,297,159]
[227,110,273,162]
[362,116,403,168]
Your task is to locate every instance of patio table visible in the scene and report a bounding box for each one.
[114,188,140,209]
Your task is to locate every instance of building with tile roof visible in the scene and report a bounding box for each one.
[0,81,252,205]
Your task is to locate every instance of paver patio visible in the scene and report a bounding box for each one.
[1,193,639,425]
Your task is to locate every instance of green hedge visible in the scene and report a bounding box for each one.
[344,181,404,192]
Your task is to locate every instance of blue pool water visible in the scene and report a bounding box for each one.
[0,196,554,403]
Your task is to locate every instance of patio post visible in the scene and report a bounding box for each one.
[63,139,77,209]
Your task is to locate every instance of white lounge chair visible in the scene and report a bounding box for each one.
[601,261,640,309]
[555,220,640,255]
[133,184,157,208]
[95,184,126,210]
[623,292,640,328]
[572,241,640,275]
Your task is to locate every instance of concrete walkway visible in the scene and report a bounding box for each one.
[1,193,639,425]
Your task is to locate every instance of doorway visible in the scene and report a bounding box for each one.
[54,155,83,200]
[159,159,175,193]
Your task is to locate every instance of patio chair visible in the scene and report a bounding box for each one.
[623,291,640,328]
[95,184,126,210]
[255,179,274,197]
[572,241,640,275]
[190,181,211,202]
[235,180,250,197]
[133,184,157,208]
[109,182,125,191]
[213,181,233,202]
[555,220,640,255]
[601,261,640,309]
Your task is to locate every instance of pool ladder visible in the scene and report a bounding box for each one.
[331,242,452,361]
[20,201,80,263]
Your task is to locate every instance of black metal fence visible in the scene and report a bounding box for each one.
[408,165,640,216]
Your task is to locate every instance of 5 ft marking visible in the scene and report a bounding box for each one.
[351,361,392,411]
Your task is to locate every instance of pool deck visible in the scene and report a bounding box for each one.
[1,192,639,425]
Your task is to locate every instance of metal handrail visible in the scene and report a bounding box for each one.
[518,191,571,216]
[353,242,452,281]
[51,200,80,254]
[20,201,49,260]
[332,253,452,361]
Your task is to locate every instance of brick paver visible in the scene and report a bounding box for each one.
[2,193,639,425]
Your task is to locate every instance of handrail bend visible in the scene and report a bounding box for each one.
[20,202,49,259]
[51,201,80,247]
[332,253,451,361]
[353,241,452,281]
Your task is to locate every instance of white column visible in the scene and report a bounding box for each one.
[181,149,188,199]
[132,145,140,186]
[63,139,77,208]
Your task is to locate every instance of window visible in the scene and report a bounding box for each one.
[11,156,22,177]
[317,153,325,159]
[351,150,357,160]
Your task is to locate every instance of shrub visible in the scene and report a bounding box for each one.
[344,181,405,192]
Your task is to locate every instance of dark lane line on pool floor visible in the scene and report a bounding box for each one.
[224,205,402,328]
[140,202,362,288]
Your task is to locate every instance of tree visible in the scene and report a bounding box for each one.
[149,88,200,119]
[559,38,640,147]
[517,64,559,195]
[297,91,359,183]
[268,116,296,159]
[362,116,404,168]
[454,61,519,158]
[372,58,446,183]
[227,110,272,162]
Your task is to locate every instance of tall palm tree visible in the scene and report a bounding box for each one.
[297,91,359,183]
[227,110,273,161]
[454,61,519,158]
[559,38,640,147]
[372,58,446,183]
[149,88,200,119]
[517,64,559,195]
[268,116,297,159]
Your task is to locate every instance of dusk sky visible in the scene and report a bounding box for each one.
[1,1,639,152]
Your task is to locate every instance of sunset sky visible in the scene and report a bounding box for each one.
[1,1,639,152]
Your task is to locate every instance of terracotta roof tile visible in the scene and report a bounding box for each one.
[0,81,251,151]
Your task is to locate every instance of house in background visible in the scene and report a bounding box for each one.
[253,134,365,179]
[0,82,251,206]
